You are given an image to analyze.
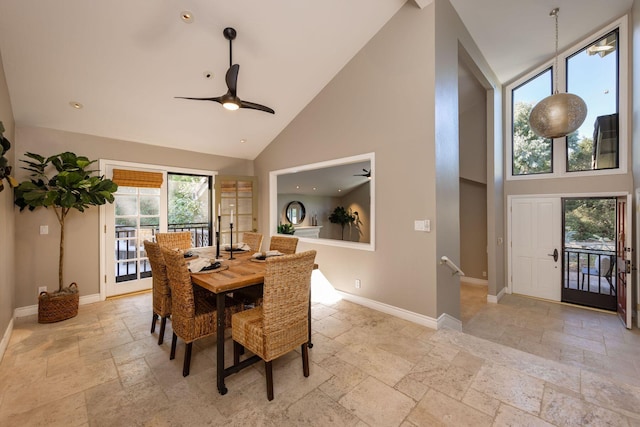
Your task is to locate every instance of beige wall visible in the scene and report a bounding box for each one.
[460,179,487,279]
[340,182,371,243]
[0,49,15,340]
[433,0,502,317]
[256,2,439,317]
[13,126,253,308]
[459,64,487,184]
[633,0,640,313]
[255,0,502,321]
[459,54,488,281]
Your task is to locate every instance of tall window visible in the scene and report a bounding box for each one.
[507,20,625,179]
[512,69,552,175]
[566,30,618,172]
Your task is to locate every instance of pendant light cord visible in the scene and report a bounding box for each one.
[551,8,559,95]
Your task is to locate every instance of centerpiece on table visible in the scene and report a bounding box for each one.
[14,152,118,323]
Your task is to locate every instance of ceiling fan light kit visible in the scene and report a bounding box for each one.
[529,8,587,139]
[175,27,275,114]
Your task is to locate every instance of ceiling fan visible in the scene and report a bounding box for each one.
[175,27,275,114]
[354,169,371,179]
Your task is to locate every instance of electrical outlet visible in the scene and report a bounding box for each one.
[38,286,47,295]
[355,279,361,289]
[482,271,487,277]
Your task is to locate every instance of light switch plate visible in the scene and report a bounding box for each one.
[39,225,49,235]
[414,220,431,232]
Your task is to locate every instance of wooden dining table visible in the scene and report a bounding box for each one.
[188,247,313,395]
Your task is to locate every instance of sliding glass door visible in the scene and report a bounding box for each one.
[167,173,212,247]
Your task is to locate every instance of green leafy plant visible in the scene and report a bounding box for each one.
[328,206,356,240]
[277,222,295,235]
[14,152,118,291]
[0,121,17,192]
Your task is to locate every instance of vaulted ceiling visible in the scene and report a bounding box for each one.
[0,0,633,160]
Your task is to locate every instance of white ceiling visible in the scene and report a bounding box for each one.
[449,0,633,83]
[0,0,634,160]
[278,161,371,198]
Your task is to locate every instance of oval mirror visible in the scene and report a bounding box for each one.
[286,201,306,225]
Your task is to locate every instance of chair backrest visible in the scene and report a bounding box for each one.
[269,235,298,254]
[156,231,192,250]
[600,256,612,276]
[262,250,316,359]
[161,247,195,319]
[242,232,263,252]
[144,240,172,314]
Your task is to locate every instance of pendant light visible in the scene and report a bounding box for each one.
[529,8,587,139]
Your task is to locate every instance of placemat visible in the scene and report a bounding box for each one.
[191,264,229,275]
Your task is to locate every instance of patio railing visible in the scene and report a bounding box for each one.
[563,247,616,296]
[168,222,211,247]
[114,223,211,283]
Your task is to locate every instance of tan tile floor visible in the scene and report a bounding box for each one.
[1,285,639,426]
[461,283,640,386]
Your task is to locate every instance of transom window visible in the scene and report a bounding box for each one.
[507,20,626,180]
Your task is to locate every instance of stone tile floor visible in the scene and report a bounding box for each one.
[1,284,639,426]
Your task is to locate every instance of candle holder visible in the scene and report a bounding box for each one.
[228,223,235,260]
[215,215,221,259]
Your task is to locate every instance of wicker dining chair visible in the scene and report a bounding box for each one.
[232,250,316,400]
[269,235,298,254]
[161,246,243,377]
[242,231,263,252]
[144,240,172,345]
[156,231,193,250]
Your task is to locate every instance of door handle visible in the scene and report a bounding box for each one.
[547,248,558,262]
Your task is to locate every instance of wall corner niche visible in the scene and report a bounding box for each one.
[269,153,375,251]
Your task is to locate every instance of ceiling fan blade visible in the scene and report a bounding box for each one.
[226,64,239,96]
[175,96,224,105]
[240,100,275,114]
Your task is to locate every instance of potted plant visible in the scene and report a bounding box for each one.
[277,222,295,235]
[14,152,118,323]
[329,206,356,240]
[0,121,17,192]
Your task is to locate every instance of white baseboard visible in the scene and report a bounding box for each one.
[0,317,14,363]
[487,286,506,304]
[437,312,462,331]
[460,277,488,286]
[14,293,102,318]
[336,290,464,331]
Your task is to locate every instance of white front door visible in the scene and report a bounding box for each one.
[510,197,561,301]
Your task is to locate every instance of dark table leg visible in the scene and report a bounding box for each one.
[216,292,227,395]
[308,288,313,348]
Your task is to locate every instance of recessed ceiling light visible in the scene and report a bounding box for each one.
[69,101,83,109]
[240,139,246,143]
[313,187,316,191]
[338,189,342,192]
[296,185,300,189]
[180,11,194,23]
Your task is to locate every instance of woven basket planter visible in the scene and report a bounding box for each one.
[38,282,79,323]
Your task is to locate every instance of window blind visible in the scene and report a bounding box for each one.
[111,169,163,188]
